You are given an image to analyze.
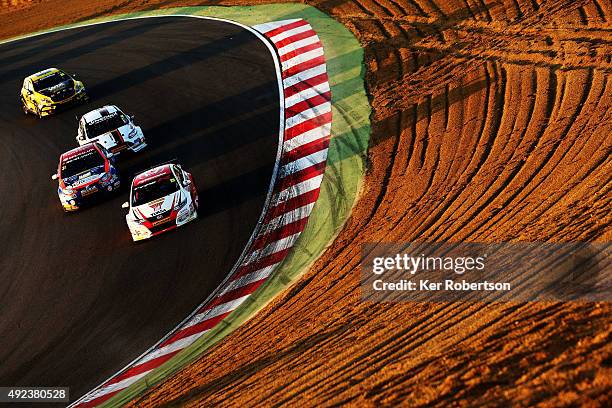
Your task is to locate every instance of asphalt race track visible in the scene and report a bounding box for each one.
[0,17,279,405]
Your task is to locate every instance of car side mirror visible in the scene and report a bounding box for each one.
[129,115,135,121]
[51,174,58,180]
[122,202,129,209]
[76,135,85,141]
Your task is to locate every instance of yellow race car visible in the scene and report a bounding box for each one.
[21,68,88,118]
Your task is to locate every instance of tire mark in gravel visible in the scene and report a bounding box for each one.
[504,71,609,237]
[486,69,608,240]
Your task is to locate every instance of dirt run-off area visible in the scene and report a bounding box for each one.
[2,0,611,407]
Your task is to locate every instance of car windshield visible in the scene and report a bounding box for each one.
[33,71,70,91]
[132,176,179,206]
[85,113,127,138]
[61,150,104,179]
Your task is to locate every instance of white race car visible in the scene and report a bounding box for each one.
[122,163,199,241]
[77,105,146,154]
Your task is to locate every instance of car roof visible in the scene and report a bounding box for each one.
[133,164,174,187]
[27,68,61,81]
[81,105,120,123]
[60,143,100,161]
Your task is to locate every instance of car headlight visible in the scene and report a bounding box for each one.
[177,202,194,223]
[62,187,77,198]
[177,210,188,223]
[128,128,143,143]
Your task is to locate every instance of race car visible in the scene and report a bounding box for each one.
[76,105,146,154]
[21,68,88,117]
[52,143,120,212]
[122,163,199,241]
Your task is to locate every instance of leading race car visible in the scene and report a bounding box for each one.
[77,105,147,155]
[52,143,120,212]
[122,163,199,241]
[21,68,88,118]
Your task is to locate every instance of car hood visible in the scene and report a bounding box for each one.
[64,165,105,188]
[39,79,74,97]
[134,190,182,219]
[90,124,132,150]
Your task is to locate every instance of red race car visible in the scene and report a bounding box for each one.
[122,163,199,241]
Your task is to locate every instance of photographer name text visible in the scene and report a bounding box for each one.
[372,279,511,292]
